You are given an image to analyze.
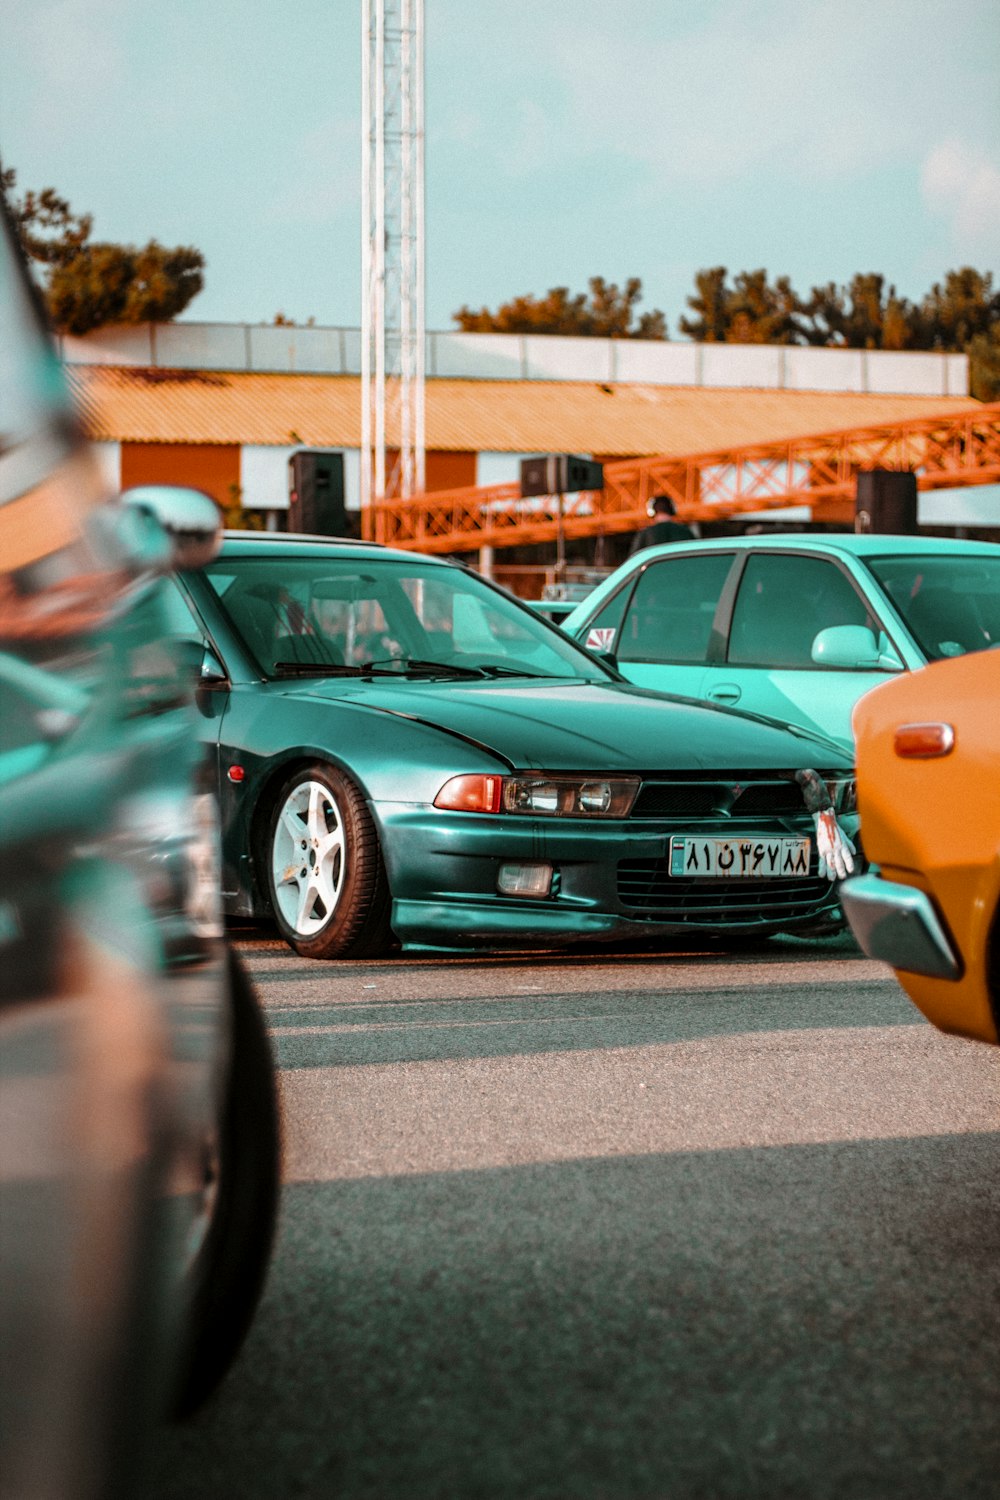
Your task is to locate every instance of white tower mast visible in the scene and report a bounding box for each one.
[361,0,425,537]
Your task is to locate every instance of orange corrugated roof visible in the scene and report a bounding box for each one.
[66,365,981,456]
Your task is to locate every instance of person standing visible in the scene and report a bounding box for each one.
[628,494,697,555]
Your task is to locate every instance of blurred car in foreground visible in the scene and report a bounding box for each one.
[561,534,1000,749]
[163,532,859,959]
[0,200,279,1497]
[840,649,1000,1045]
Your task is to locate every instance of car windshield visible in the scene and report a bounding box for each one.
[866,553,1000,660]
[202,554,613,682]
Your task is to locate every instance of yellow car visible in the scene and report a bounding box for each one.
[840,648,1000,1045]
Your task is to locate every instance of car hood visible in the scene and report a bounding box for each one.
[292,677,852,772]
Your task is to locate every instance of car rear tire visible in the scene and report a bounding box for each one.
[263,762,394,959]
[171,947,280,1418]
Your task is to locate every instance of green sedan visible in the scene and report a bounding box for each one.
[160,532,858,959]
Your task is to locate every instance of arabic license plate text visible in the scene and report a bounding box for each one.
[669,835,811,878]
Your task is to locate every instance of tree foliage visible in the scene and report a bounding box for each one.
[678,266,999,397]
[1,164,205,334]
[454,276,667,339]
[455,268,998,395]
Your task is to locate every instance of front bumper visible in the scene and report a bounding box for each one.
[379,805,849,949]
[839,872,963,980]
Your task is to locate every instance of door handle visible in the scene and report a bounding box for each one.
[707,683,742,704]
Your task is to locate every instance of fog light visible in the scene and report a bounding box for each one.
[497,862,553,897]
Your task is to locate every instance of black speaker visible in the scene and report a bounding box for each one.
[288,450,347,536]
[520,454,604,496]
[855,470,918,534]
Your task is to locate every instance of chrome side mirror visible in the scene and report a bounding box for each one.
[122,485,223,571]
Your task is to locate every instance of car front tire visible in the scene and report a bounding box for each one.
[263,762,394,960]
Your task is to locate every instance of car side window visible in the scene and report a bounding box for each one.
[161,576,211,646]
[614,554,735,665]
[582,585,632,654]
[728,554,874,668]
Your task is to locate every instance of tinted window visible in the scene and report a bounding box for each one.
[866,554,1000,660]
[581,585,632,653]
[728,554,873,668]
[202,556,608,680]
[616,554,734,665]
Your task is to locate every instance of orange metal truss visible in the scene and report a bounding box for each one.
[371,402,1000,553]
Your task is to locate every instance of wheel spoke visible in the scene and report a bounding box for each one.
[312,855,340,915]
[316,825,344,864]
[295,875,318,931]
[306,782,332,841]
[280,806,305,846]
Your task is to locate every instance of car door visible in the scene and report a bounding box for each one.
[709,550,905,746]
[582,551,738,698]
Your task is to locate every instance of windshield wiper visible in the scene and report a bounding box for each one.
[274,657,559,682]
[273,660,396,678]
[475,664,555,679]
[359,657,487,679]
[273,657,487,680]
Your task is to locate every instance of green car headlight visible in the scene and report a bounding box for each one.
[434,774,639,818]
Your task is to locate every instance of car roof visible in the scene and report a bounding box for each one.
[219,531,446,566]
[619,532,999,563]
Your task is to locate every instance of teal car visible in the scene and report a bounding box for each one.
[0,202,279,1493]
[561,534,1000,751]
[167,534,858,959]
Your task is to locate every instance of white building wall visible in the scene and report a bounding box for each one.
[919,484,1000,526]
[239,445,361,513]
[90,441,122,492]
[60,323,970,397]
[476,452,532,486]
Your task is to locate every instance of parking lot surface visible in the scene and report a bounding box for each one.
[142,931,1000,1499]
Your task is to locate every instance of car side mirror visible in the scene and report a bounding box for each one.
[811,624,903,672]
[122,485,223,572]
[199,645,228,686]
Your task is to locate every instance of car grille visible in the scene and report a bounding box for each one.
[617,861,831,924]
[630,774,827,821]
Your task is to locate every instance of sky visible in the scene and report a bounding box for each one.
[2,0,998,335]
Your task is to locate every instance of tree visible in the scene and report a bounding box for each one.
[679,267,802,344]
[1,163,205,334]
[453,276,667,339]
[796,273,917,350]
[676,263,997,396]
[677,267,730,342]
[915,268,998,354]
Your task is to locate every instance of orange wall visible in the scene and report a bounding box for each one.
[426,450,477,492]
[120,443,241,508]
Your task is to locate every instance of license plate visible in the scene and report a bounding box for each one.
[669,835,811,878]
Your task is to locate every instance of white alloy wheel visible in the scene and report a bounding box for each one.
[263,763,394,959]
[270,778,346,936]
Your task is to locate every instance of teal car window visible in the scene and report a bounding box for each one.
[616,554,734,665]
[580,585,631,654]
[161,577,210,646]
[728,554,874,668]
[866,554,1000,660]
[202,557,609,680]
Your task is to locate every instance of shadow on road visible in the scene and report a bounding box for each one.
[141,1131,1000,1500]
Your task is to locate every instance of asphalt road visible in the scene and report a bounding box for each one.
[141,931,1000,1500]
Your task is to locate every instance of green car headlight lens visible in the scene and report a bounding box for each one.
[434,774,638,817]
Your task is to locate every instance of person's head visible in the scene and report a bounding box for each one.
[647,494,678,519]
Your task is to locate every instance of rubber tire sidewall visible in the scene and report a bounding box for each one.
[171,947,280,1419]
